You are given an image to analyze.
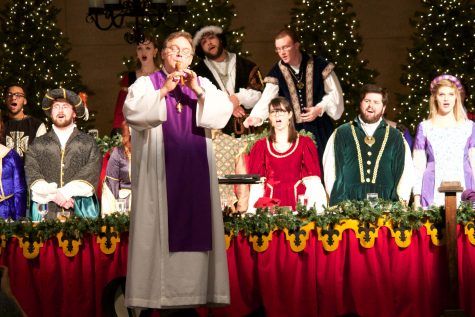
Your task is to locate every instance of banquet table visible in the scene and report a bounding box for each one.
[1,219,474,317]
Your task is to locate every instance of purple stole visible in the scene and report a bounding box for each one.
[150,71,212,252]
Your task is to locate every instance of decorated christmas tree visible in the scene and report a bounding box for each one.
[122,0,245,70]
[398,0,475,132]
[289,0,378,123]
[0,0,89,127]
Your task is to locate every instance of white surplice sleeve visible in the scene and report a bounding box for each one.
[247,83,279,124]
[315,72,344,120]
[235,88,262,110]
[322,132,337,198]
[397,140,415,202]
[196,76,233,129]
[123,76,167,131]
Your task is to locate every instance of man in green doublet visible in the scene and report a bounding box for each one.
[323,84,414,206]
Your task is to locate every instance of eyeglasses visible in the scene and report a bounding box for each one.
[52,104,73,111]
[269,109,288,116]
[275,45,293,53]
[166,45,193,58]
[6,92,25,99]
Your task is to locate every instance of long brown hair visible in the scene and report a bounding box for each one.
[121,121,131,158]
[268,97,298,143]
[136,33,160,70]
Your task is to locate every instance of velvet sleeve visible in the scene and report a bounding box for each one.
[9,151,27,219]
[247,138,267,178]
[112,73,130,129]
[467,122,475,189]
[24,139,45,188]
[413,122,426,151]
[413,123,427,196]
[403,128,413,150]
[469,121,475,149]
[104,148,122,199]
[300,136,321,179]
[61,134,102,197]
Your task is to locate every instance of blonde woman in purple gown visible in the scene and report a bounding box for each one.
[413,75,475,208]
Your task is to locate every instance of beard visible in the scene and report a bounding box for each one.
[360,110,384,124]
[52,115,75,128]
[204,42,224,60]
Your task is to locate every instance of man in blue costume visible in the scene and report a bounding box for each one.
[323,84,414,205]
[244,28,344,163]
[24,88,101,220]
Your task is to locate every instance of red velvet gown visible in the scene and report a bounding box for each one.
[248,135,321,209]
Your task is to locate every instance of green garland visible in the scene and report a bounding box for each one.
[95,133,123,154]
[0,213,129,241]
[0,200,474,240]
[223,199,475,236]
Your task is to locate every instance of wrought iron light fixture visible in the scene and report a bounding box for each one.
[86,0,187,44]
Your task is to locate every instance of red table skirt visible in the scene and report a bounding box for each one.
[1,226,475,317]
[0,233,129,317]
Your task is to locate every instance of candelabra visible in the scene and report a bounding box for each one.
[86,0,187,44]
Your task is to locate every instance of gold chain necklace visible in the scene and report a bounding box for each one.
[288,67,305,90]
[360,123,376,147]
[350,123,390,184]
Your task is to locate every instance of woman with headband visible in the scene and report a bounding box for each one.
[413,74,475,208]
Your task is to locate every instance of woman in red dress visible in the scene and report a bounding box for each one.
[247,97,327,213]
[111,35,160,134]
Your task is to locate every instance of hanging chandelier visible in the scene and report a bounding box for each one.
[86,0,187,44]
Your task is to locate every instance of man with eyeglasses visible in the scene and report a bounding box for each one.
[3,84,46,158]
[123,31,231,314]
[192,25,263,136]
[244,28,344,165]
[24,88,102,220]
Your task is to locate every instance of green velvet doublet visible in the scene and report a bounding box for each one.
[330,118,406,205]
